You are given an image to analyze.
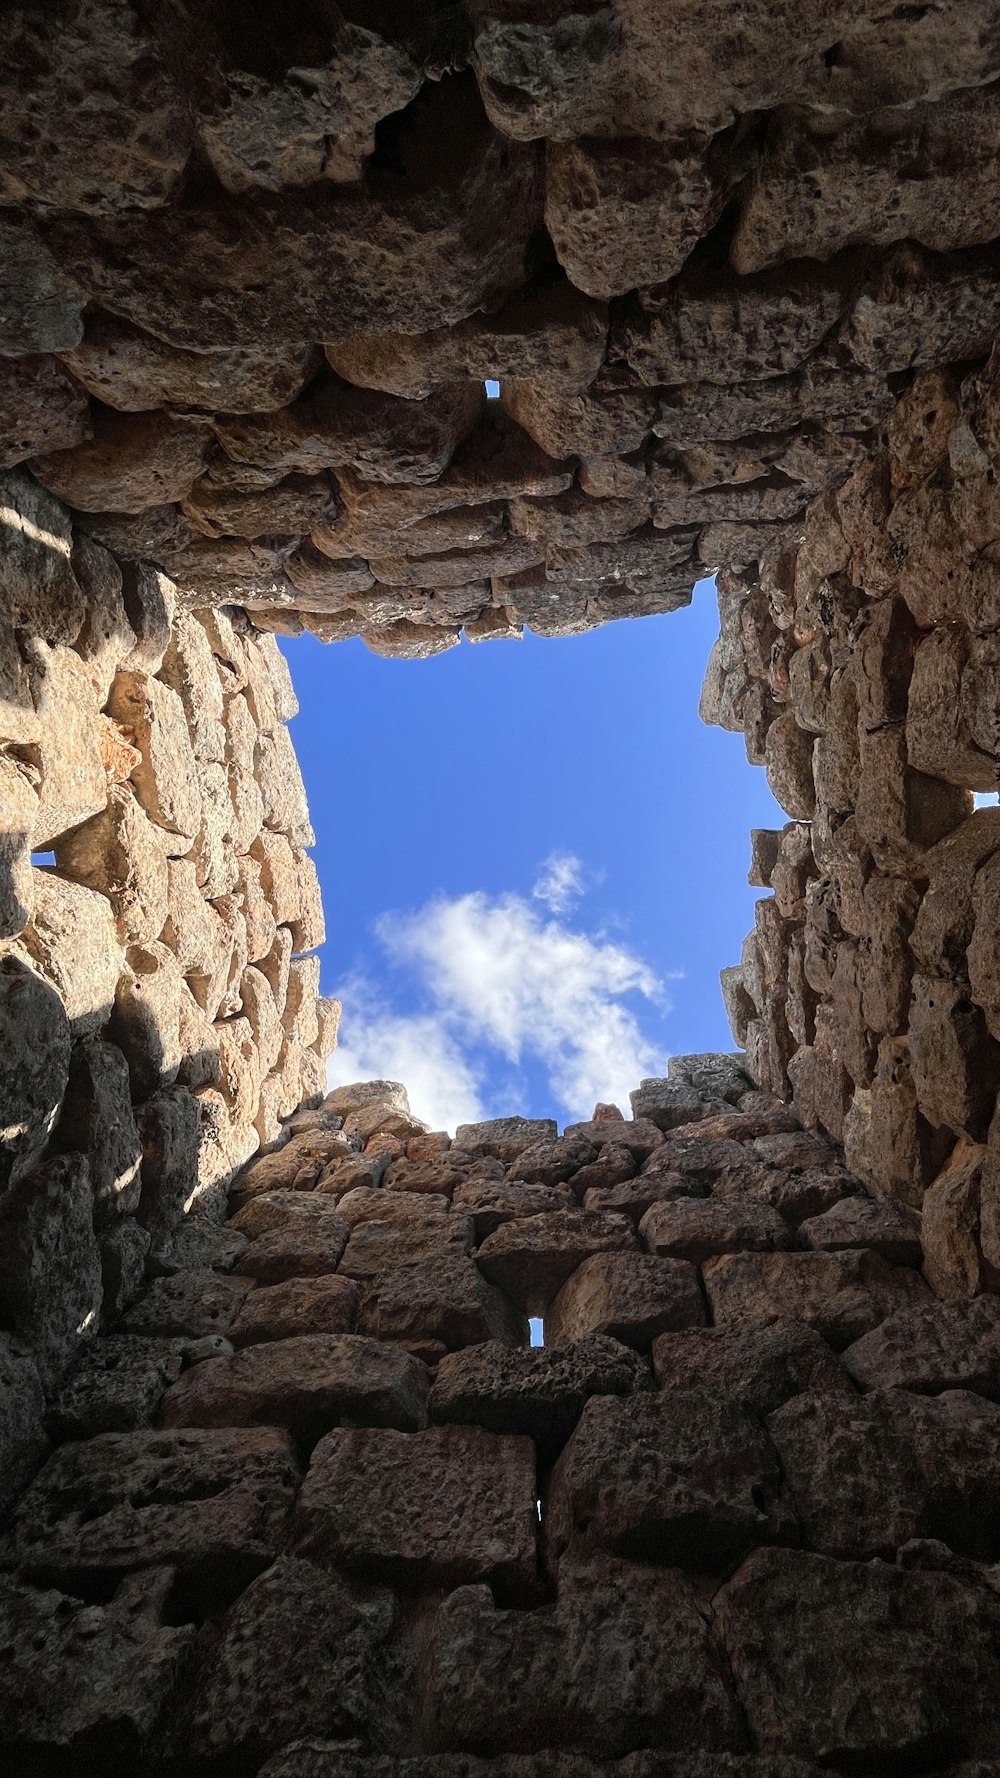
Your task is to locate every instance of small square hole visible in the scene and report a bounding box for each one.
[484,379,501,399]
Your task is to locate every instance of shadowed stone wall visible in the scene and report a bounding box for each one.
[11,1066,1000,1777]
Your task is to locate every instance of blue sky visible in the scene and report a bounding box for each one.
[281,575,786,1131]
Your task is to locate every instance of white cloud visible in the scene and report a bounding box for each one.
[532,851,585,915]
[328,883,669,1132]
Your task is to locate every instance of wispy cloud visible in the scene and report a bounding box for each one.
[327,877,669,1132]
[532,851,585,915]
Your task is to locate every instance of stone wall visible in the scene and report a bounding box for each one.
[0,465,337,1442]
[3,5,1000,654]
[706,350,1000,1298]
[11,1062,1000,1776]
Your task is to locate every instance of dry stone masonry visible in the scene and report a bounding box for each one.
[6,0,1000,1772]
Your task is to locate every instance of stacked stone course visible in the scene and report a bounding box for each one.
[0,468,337,1487]
[7,1061,1000,1775]
[707,350,1000,1296]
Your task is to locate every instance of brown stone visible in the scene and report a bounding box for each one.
[161,1333,428,1446]
[63,312,319,413]
[639,1196,795,1263]
[0,1153,101,1389]
[3,1426,299,1613]
[231,1275,360,1347]
[121,1269,251,1342]
[357,1253,527,1359]
[430,1334,650,1461]
[843,1296,1000,1400]
[426,1562,744,1757]
[547,1252,706,1350]
[800,1196,922,1267]
[239,1217,350,1286]
[32,409,212,513]
[54,785,169,946]
[0,353,90,471]
[716,1546,1000,1766]
[477,1209,638,1315]
[704,1250,930,1351]
[295,1422,537,1596]
[653,1320,851,1416]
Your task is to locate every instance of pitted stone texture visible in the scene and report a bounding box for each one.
[0,1571,194,1770]
[44,1336,184,1440]
[357,1252,528,1359]
[430,1335,651,1460]
[427,1561,744,1758]
[843,1297,1000,1399]
[640,1196,795,1262]
[716,1547,1000,1767]
[230,1274,360,1347]
[295,1423,537,1597]
[652,1322,852,1417]
[2,1427,299,1614]
[704,1249,930,1350]
[185,1558,395,1768]
[547,1390,790,1577]
[161,1333,429,1445]
[769,1386,1000,1562]
[547,1253,706,1350]
[477,1209,638,1316]
[0,1153,102,1389]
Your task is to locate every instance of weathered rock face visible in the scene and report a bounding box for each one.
[6,9,1000,1775]
[3,1061,1000,1777]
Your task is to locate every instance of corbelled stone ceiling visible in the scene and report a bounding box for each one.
[9,4,1000,1774]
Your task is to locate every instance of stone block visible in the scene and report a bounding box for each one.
[57,1036,141,1224]
[44,1334,184,1440]
[704,1250,930,1351]
[99,1219,152,1321]
[0,953,71,1196]
[54,784,169,945]
[32,644,107,847]
[357,1253,528,1359]
[908,973,1000,1139]
[339,1212,471,1279]
[184,1558,394,1767]
[426,1562,744,1757]
[843,1296,1000,1399]
[630,1077,716,1132]
[0,468,84,645]
[429,1334,650,1461]
[799,1194,922,1266]
[161,1333,429,1447]
[653,1321,851,1416]
[0,753,36,941]
[549,1390,790,1577]
[0,1571,193,1769]
[451,1176,575,1238]
[547,1252,706,1350]
[769,1386,1000,1562]
[106,670,202,845]
[0,1152,101,1387]
[453,1115,559,1164]
[3,1426,299,1614]
[136,1084,202,1241]
[639,1196,795,1262]
[716,1546,1000,1766]
[510,1134,598,1188]
[477,1209,638,1316]
[19,871,122,1036]
[0,1336,48,1515]
[295,1423,538,1597]
[239,1217,350,1285]
[231,1275,360,1347]
[121,1268,251,1341]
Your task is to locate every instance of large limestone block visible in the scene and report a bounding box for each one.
[0,469,84,646]
[161,1333,429,1445]
[357,1252,528,1360]
[19,871,121,1035]
[32,408,213,513]
[231,1275,360,1348]
[547,1389,789,1576]
[158,612,226,760]
[295,1423,538,1596]
[800,1195,922,1268]
[54,784,169,945]
[715,1547,1000,1765]
[908,973,1000,1139]
[0,352,90,471]
[338,1212,472,1281]
[476,1209,638,1315]
[111,942,182,1099]
[0,1336,48,1516]
[327,279,606,400]
[63,311,319,413]
[59,1035,141,1224]
[704,1250,930,1351]
[0,753,36,940]
[426,1562,744,1757]
[32,645,107,847]
[106,671,202,847]
[546,1252,705,1349]
[122,1268,251,1342]
[843,1296,1000,1400]
[733,90,1000,273]
[639,1195,795,1262]
[0,1571,193,1770]
[769,1386,1000,1562]
[135,1083,203,1242]
[3,1426,299,1614]
[0,215,84,355]
[652,1320,851,1417]
[0,954,71,1196]
[70,532,137,703]
[624,261,849,389]
[429,1334,650,1460]
[239,1216,350,1286]
[184,1558,394,1767]
[231,1189,359,1242]
[545,137,725,300]
[0,1152,102,1387]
